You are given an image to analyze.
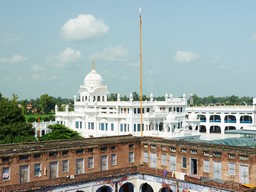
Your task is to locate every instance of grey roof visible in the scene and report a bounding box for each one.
[225,129,256,135]
[201,137,256,148]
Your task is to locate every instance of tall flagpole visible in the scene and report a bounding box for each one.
[139,8,143,137]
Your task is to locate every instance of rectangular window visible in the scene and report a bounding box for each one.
[100,146,108,152]
[111,145,116,150]
[228,163,235,175]
[49,151,58,157]
[19,155,29,161]
[2,157,10,163]
[137,124,141,132]
[111,154,117,165]
[19,165,29,183]
[213,161,222,179]
[76,121,79,128]
[34,163,41,177]
[88,148,94,153]
[111,123,114,131]
[2,167,10,181]
[170,155,176,171]
[129,152,134,163]
[62,150,69,156]
[101,123,104,130]
[88,157,94,169]
[49,161,58,179]
[213,152,221,157]
[170,147,176,152]
[80,121,82,129]
[62,160,69,173]
[100,155,108,171]
[203,160,210,173]
[162,154,167,166]
[129,144,134,149]
[150,153,157,168]
[239,164,249,184]
[190,150,197,154]
[134,124,136,132]
[76,149,84,154]
[239,155,249,160]
[120,124,123,132]
[182,157,187,168]
[229,154,235,159]
[76,158,84,174]
[143,152,148,163]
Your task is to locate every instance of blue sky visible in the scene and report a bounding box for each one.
[1,1,256,100]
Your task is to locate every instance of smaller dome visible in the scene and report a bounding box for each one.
[188,112,198,121]
[84,68,103,87]
[166,113,177,121]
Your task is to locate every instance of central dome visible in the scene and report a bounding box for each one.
[84,68,103,87]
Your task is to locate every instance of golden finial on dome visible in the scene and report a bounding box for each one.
[92,61,95,70]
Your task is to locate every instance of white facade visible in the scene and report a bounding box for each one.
[186,99,256,134]
[54,67,200,138]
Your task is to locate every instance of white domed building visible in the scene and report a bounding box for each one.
[54,65,200,138]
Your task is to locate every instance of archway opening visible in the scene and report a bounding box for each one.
[159,187,173,192]
[159,122,164,131]
[119,182,134,192]
[210,126,221,133]
[199,125,206,133]
[96,186,112,192]
[199,115,206,122]
[141,183,153,192]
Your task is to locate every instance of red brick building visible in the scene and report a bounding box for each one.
[0,135,255,192]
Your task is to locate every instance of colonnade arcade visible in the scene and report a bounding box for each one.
[94,182,173,192]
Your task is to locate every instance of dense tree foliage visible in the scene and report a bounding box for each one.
[39,124,82,141]
[0,96,36,144]
[189,94,253,106]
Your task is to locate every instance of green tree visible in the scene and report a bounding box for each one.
[0,97,35,144]
[39,124,82,141]
[40,94,55,114]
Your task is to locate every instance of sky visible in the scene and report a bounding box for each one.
[1,1,256,100]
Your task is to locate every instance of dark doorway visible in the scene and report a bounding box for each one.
[119,182,134,192]
[141,183,153,192]
[96,186,112,192]
[191,158,198,175]
[160,187,173,192]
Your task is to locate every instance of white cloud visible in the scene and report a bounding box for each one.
[0,54,27,64]
[173,51,199,64]
[90,46,127,61]
[233,69,246,74]
[55,47,81,67]
[31,64,44,72]
[252,33,256,41]
[0,33,20,45]
[61,14,109,41]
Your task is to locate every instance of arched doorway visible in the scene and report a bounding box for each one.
[96,186,112,192]
[159,187,173,192]
[141,183,153,192]
[159,122,164,131]
[199,125,206,133]
[210,126,221,133]
[119,182,134,192]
